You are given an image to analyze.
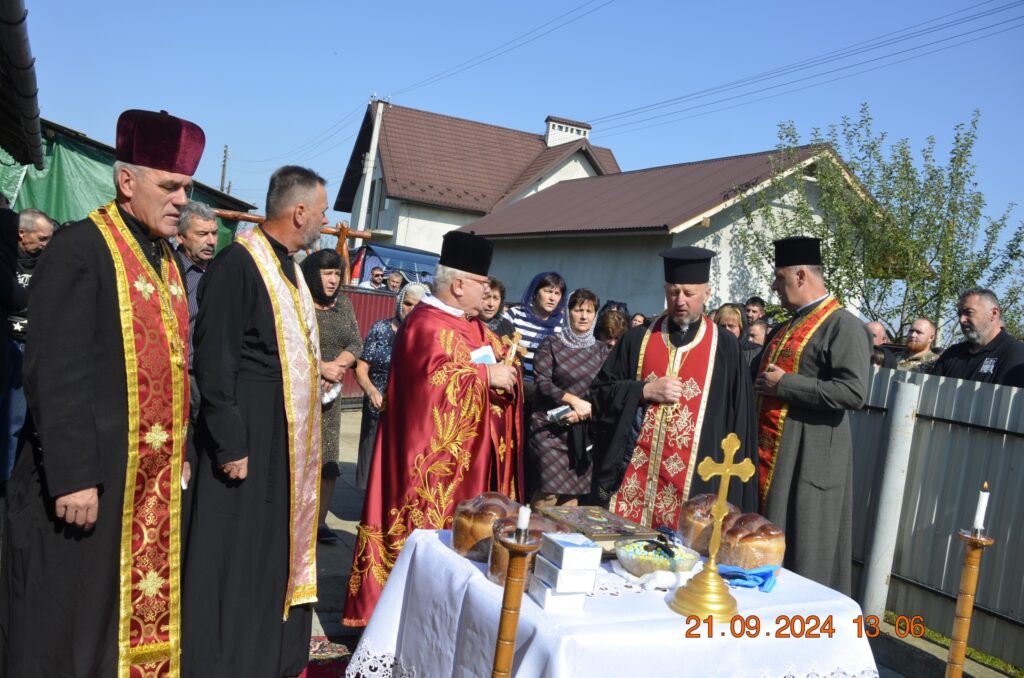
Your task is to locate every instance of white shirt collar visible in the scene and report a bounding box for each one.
[421,293,465,318]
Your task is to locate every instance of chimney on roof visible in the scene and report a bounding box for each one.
[544,115,591,148]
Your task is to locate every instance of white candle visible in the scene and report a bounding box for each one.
[972,481,990,531]
[517,505,531,531]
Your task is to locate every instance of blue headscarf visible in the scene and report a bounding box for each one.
[519,271,568,330]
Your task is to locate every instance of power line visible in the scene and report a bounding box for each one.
[388,0,614,97]
[599,17,1024,139]
[589,0,1022,126]
[597,12,1024,134]
[232,2,615,170]
[234,100,367,165]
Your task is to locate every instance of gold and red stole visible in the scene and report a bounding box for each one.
[611,314,717,530]
[235,228,322,619]
[89,203,189,678]
[756,295,842,505]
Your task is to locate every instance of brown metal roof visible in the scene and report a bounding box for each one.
[334,102,619,214]
[460,145,823,237]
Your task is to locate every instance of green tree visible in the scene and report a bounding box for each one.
[736,104,1022,345]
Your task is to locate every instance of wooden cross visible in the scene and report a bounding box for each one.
[211,210,373,287]
[697,433,755,568]
[320,220,374,286]
[501,332,527,366]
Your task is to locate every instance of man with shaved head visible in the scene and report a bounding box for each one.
[897,318,939,372]
[865,320,897,368]
[931,288,1024,387]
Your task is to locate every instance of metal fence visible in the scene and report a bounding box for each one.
[850,367,1023,667]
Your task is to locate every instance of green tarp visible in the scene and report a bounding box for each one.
[0,131,246,250]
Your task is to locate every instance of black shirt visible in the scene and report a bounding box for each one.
[931,329,1024,387]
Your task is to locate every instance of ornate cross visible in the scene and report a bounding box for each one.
[697,433,755,568]
[501,332,527,366]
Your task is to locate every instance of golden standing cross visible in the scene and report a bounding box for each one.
[698,433,755,569]
[668,432,756,620]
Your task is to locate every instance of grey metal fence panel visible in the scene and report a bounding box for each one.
[851,367,1022,667]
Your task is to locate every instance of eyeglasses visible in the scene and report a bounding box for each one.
[372,273,384,279]
[460,275,489,287]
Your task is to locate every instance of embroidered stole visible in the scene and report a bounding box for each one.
[611,315,717,530]
[235,228,322,618]
[756,296,842,505]
[90,203,189,678]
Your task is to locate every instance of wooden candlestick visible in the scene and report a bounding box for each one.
[945,530,995,678]
[491,524,541,678]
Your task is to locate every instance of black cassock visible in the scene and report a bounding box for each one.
[587,319,760,514]
[181,233,311,678]
[0,207,177,677]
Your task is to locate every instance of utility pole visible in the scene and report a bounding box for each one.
[219,145,228,192]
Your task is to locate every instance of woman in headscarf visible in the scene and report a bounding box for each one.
[352,282,429,490]
[507,271,568,394]
[527,289,609,508]
[300,249,363,544]
[479,275,515,340]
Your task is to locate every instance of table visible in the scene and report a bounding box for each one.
[347,530,879,677]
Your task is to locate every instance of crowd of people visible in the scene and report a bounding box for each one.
[0,108,1022,678]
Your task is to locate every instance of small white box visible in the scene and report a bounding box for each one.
[533,554,597,594]
[540,532,603,571]
[528,574,587,614]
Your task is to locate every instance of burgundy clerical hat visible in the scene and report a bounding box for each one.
[439,231,493,276]
[116,109,206,176]
[773,236,822,268]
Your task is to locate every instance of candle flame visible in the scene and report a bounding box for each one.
[982,480,989,492]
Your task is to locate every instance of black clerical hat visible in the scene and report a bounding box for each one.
[439,231,493,276]
[773,236,822,268]
[659,246,715,284]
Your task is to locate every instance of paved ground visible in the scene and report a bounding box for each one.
[312,408,365,639]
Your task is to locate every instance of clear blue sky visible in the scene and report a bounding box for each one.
[27,0,1024,225]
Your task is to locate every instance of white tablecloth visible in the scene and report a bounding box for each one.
[347,530,878,678]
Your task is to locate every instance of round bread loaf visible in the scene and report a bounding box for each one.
[452,492,520,561]
[718,512,785,570]
[677,493,739,556]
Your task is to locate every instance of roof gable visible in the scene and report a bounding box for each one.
[494,138,619,209]
[334,103,619,214]
[459,145,825,237]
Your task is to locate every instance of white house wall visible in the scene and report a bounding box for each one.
[488,233,674,314]
[514,152,599,202]
[392,202,480,253]
[671,203,778,310]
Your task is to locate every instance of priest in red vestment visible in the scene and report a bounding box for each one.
[0,110,204,677]
[588,247,759,529]
[343,231,523,627]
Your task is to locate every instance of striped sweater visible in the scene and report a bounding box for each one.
[507,306,561,382]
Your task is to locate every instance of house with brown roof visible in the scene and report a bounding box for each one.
[334,101,620,253]
[457,145,852,315]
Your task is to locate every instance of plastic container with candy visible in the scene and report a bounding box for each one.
[614,538,700,578]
